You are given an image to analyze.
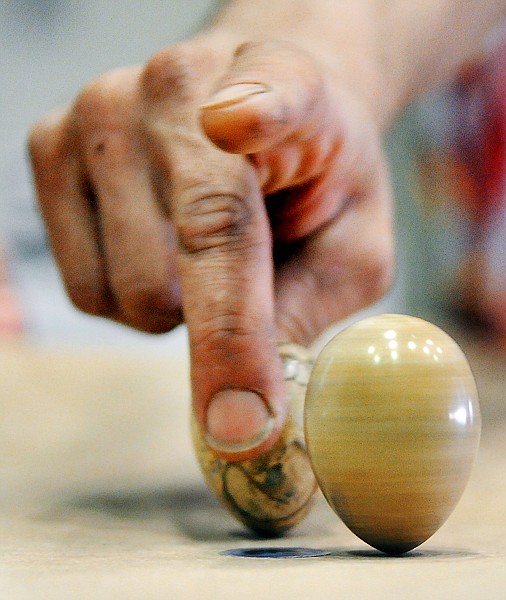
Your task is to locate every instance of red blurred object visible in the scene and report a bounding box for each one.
[418,35,506,340]
[0,245,24,339]
[452,41,506,230]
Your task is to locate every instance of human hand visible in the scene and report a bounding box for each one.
[29,36,394,460]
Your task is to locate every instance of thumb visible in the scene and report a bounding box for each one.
[200,40,329,157]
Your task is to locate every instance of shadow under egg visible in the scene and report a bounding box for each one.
[222,546,483,560]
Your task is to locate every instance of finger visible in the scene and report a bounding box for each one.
[141,44,287,461]
[175,157,285,462]
[266,113,379,244]
[274,168,395,346]
[28,109,116,318]
[200,40,345,195]
[200,40,366,243]
[74,70,182,333]
[84,137,182,333]
[174,156,285,462]
[201,40,329,156]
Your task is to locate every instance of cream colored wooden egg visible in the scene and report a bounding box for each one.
[304,314,481,554]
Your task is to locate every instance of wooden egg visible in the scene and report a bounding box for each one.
[192,344,317,534]
[304,314,481,554]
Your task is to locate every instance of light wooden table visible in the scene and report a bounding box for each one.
[0,330,505,599]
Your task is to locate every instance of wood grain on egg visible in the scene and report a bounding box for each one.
[192,344,317,535]
[305,314,481,554]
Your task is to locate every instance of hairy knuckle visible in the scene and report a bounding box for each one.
[177,194,251,255]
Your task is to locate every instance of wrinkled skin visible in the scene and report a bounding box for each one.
[29,36,394,458]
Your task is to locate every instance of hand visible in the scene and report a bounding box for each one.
[29,36,394,460]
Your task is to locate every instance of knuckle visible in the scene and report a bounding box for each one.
[176,194,252,255]
[28,121,50,164]
[141,43,211,105]
[70,69,140,159]
[194,308,270,354]
[28,112,65,168]
[72,68,134,130]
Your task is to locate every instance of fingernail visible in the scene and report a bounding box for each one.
[200,83,270,110]
[205,389,274,454]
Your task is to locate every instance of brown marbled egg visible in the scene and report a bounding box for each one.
[304,314,481,554]
[192,344,318,535]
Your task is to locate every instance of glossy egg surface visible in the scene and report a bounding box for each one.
[305,314,481,554]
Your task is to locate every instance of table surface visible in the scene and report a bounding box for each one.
[1,328,505,600]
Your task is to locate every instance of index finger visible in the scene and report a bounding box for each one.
[176,155,286,461]
[140,48,286,461]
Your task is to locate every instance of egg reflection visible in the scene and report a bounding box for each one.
[449,406,469,426]
[362,321,459,370]
[305,314,481,555]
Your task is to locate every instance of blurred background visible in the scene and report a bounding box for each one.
[0,0,216,348]
[1,0,505,349]
[1,7,505,594]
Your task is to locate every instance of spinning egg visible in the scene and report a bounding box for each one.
[304,314,481,554]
